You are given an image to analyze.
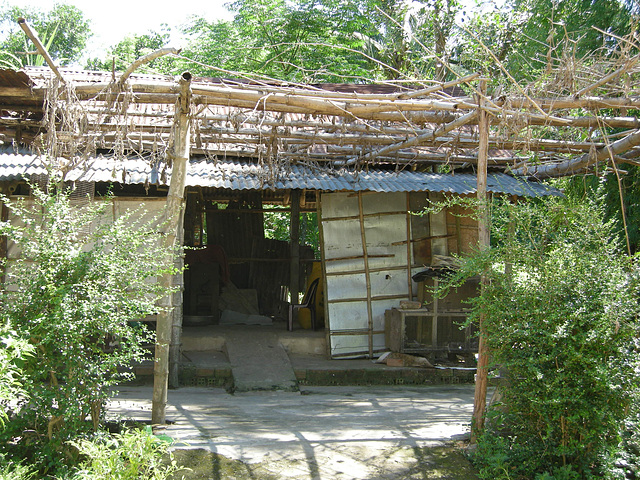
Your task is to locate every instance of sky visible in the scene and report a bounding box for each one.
[3,0,235,58]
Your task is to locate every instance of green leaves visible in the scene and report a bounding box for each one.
[0,183,180,474]
[0,4,91,68]
[85,28,174,73]
[445,197,640,479]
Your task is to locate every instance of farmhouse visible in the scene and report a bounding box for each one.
[0,58,635,422]
[0,66,562,359]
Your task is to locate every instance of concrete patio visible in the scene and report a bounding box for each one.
[108,384,479,479]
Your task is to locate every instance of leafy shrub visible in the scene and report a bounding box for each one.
[0,454,34,480]
[442,197,640,479]
[69,429,183,480]
[0,326,32,426]
[0,185,179,475]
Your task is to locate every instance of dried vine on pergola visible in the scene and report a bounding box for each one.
[3,24,640,185]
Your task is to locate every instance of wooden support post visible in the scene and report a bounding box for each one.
[290,189,301,307]
[471,79,490,443]
[317,191,332,356]
[0,198,7,287]
[357,192,374,358]
[169,207,185,388]
[405,193,413,301]
[432,278,439,348]
[152,72,192,426]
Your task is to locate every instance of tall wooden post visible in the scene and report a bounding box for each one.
[471,79,490,443]
[169,207,185,388]
[290,190,301,307]
[152,72,191,426]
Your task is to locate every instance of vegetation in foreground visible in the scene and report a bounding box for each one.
[0,183,181,478]
[437,195,640,479]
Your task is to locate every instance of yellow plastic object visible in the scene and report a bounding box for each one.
[297,261,324,329]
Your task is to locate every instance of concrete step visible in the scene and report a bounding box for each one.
[224,330,298,392]
[181,325,326,355]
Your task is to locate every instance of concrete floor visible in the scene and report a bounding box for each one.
[108,384,477,479]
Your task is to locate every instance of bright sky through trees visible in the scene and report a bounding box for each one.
[1,0,234,59]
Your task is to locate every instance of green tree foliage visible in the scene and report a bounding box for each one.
[0,4,91,68]
[174,0,459,81]
[85,28,177,73]
[69,429,182,480]
[441,197,640,479]
[565,166,640,255]
[0,327,31,427]
[0,184,179,475]
[179,0,369,81]
[458,0,634,84]
[264,208,319,256]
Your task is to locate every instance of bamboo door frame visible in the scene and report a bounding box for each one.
[320,191,415,359]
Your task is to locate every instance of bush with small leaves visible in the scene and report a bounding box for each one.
[0,184,180,475]
[439,197,640,479]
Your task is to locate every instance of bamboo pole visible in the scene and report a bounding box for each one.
[471,79,490,444]
[152,71,192,427]
[169,206,185,388]
[317,191,332,357]
[0,198,7,287]
[405,193,413,301]
[119,48,181,86]
[496,96,640,111]
[511,128,640,177]
[89,125,610,153]
[574,53,640,98]
[64,84,640,113]
[339,110,478,165]
[73,80,475,112]
[17,18,65,84]
[396,73,481,99]
[357,192,374,358]
[290,189,301,315]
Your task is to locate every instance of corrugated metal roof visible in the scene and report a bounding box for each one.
[0,153,561,196]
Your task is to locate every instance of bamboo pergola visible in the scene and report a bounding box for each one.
[2,32,640,431]
[2,55,640,181]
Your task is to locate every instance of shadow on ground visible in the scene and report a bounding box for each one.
[170,444,479,480]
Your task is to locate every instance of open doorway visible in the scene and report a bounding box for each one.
[181,188,320,328]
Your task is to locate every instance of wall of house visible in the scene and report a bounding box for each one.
[321,191,418,358]
[320,191,480,359]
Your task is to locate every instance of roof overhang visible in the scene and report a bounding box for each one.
[0,151,561,197]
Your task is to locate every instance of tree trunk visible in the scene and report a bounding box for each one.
[151,72,192,426]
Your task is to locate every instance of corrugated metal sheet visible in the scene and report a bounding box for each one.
[0,152,561,196]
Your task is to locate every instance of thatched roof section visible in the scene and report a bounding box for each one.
[1,65,639,182]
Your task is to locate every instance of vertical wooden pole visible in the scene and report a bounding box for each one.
[317,191,331,356]
[152,72,191,426]
[405,193,413,301]
[0,197,8,287]
[471,79,490,443]
[432,278,439,348]
[169,206,185,388]
[357,192,374,358]
[290,189,301,308]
